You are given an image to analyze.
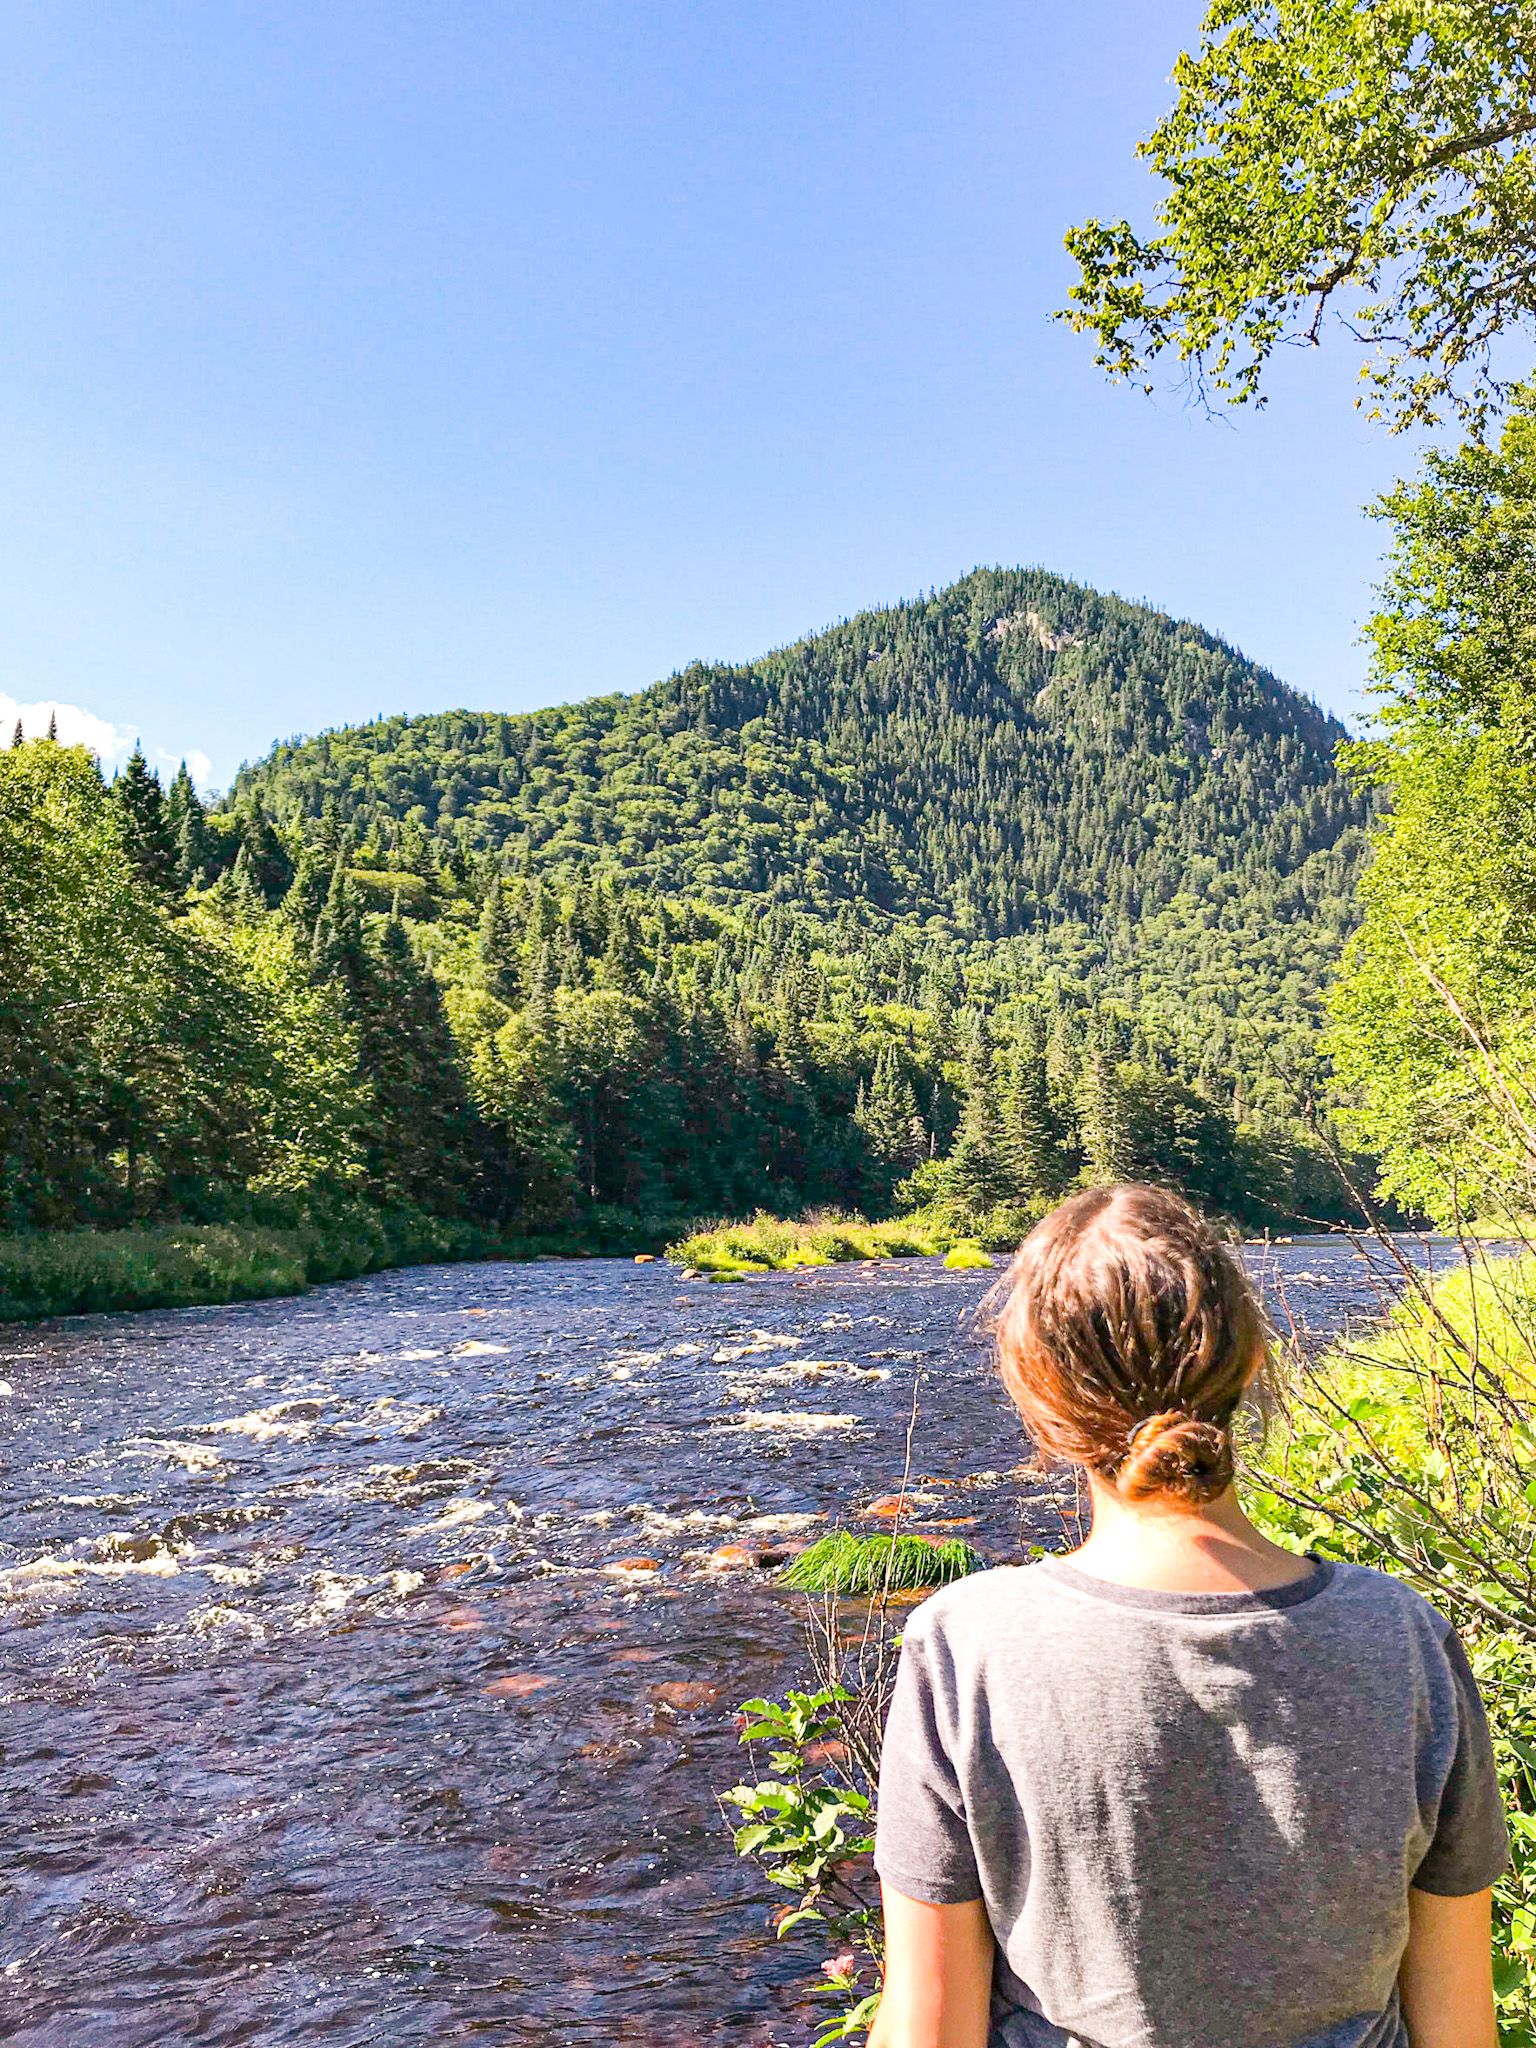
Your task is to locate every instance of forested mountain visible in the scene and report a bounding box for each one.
[236,567,1364,943]
[4,570,1379,1249]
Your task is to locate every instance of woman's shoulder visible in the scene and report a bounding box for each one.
[897,1559,1059,1652]
[1320,1559,1473,1679]
[1324,1557,1457,1634]
[902,1555,1461,1653]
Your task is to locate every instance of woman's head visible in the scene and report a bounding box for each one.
[988,1184,1269,1505]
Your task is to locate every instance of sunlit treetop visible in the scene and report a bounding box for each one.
[1061,0,1536,435]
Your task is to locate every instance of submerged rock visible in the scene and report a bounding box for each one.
[862,1491,939,1518]
[803,1738,849,1764]
[438,1605,485,1632]
[651,1680,723,1710]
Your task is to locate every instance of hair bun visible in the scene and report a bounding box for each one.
[1119,1410,1234,1504]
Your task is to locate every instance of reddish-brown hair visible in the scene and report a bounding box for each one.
[987,1184,1269,1503]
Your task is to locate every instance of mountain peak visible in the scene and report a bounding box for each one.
[235,567,1362,941]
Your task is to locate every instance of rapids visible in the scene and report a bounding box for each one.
[0,1239,1441,2044]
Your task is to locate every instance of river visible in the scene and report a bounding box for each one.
[0,1237,1452,2045]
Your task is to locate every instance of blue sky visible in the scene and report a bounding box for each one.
[2,1,1431,791]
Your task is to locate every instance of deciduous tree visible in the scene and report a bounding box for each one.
[1063,1,1536,433]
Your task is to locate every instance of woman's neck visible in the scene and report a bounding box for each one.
[1066,1477,1315,1594]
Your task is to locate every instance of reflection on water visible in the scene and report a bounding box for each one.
[0,1238,1449,2043]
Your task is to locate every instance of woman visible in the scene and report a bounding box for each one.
[869,1185,1505,2048]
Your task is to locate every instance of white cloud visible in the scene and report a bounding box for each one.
[3,698,217,790]
[1,693,136,765]
[156,745,213,785]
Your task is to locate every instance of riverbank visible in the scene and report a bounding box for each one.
[0,1204,695,1322]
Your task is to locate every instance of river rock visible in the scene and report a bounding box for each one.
[702,1543,758,1571]
[485,1673,554,1696]
[603,1556,662,1576]
[862,1490,939,1518]
[651,1680,723,1710]
[439,1605,485,1631]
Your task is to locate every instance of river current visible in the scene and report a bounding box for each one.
[0,1238,1446,2045]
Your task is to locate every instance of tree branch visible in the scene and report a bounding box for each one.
[1415,107,1536,178]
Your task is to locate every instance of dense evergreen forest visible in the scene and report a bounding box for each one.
[3,568,1377,1249]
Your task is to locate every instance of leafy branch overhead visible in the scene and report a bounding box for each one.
[1061,0,1536,433]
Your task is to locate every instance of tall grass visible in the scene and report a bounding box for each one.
[0,1201,704,1321]
[779,1531,986,1594]
[0,1224,312,1320]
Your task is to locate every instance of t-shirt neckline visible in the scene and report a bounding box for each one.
[1035,1553,1335,1616]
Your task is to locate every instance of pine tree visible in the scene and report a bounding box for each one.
[279,839,334,942]
[1004,1012,1060,1193]
[776,978,812,1081]
[239,797,296,906]
[310,859,363,976]
[10,719,21,747]
[46,710,57,741]
[365,910,488,1213]
[527,877,559,943]
[524,941,558,1040]
[316,794,346,861]
[227,843,269,919]
[729,1000,760,1082]
[167,762,215,886]
[111,745,177,892]
[942,1013,1016,1219]
[1079,1051,1134,1184]
[598,899,645,992]
[855,1045,924,1173]
[478,877,524,1004]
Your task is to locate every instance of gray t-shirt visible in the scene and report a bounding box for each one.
[874,1556,1507,2048]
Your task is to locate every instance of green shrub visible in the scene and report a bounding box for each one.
[972,1200,1044,1253]
[943,1241,993,1270]
[1249,1249,1536,2042]
[668,1208,953,1274]
[724,1687,882,2048]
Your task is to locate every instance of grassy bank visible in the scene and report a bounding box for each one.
[0,1203,700,1322]
[665,1209,958,1275]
